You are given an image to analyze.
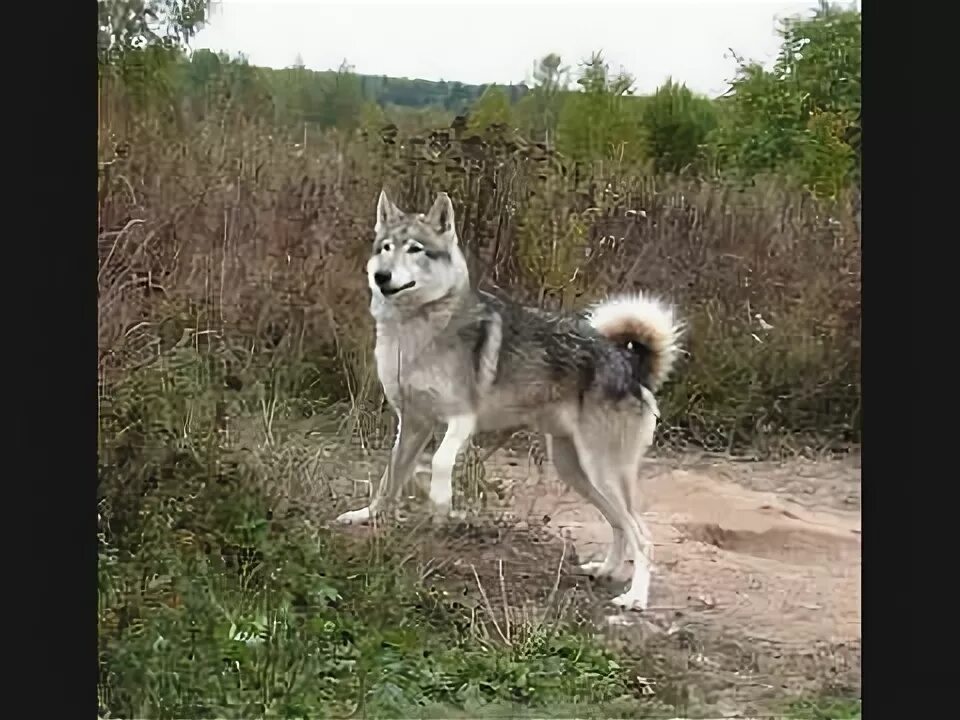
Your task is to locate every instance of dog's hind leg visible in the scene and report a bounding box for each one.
[606,467,655,612]
[569,430,655,612]
[428,413,476,518]
[336,413,433,525]
[616,409,659,557]
[551,436,627,579]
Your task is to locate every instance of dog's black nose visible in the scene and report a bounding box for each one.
[373,271,391,287]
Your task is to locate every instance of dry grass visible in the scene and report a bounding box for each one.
[98,111,860,461]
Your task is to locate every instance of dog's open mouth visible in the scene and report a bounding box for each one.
[380,281,416,297]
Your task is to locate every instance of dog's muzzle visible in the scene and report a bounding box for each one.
[380,281,415,297]
[374,270,415,297]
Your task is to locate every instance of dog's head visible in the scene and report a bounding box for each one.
[367,189,469,311]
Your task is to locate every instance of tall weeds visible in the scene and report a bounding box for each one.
[99,112,860,456]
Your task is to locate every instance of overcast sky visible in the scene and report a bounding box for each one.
[194,0,857,97]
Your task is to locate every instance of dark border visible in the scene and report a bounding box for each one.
[863,2,912,718]
[7,0,93,714]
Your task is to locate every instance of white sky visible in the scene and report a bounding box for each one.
[195,0,858,97]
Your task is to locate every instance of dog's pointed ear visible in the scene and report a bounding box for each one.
[376,189,403,232]
[424,192,455,237]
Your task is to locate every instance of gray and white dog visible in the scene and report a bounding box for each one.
[336,190,683,611]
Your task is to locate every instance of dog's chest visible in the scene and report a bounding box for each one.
[374,322,471,413]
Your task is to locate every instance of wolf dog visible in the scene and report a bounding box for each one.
[336,190,683,611]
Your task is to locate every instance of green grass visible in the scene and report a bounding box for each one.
[787,696,862,719]
[98,513,647,717]
[97,352,658,718]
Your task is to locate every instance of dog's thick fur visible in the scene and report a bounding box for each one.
[336,190,683,611]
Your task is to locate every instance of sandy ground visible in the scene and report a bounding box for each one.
[327,447,861,717]
[521,454,860,645]
[511,453,861,715]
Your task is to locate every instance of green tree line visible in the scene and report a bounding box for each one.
[99,0,860,197]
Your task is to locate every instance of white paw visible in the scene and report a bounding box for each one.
[335,506,372,525]
[428,505,467,525]
[609,590,649,613]
[429,501,451,518]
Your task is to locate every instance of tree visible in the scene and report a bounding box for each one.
[710,1,861,195]
[98,0,210,62]
[359,101,387,134]
[288,54,315,125]
[556,52,643,164]
[467,85,513,132]
[642,78,718,174]
[516,53,570,145]
[219,55,275,120]
[444,82,474,113]
[314,61,366,133]
[99,1,212,114]
[178,48,223,117]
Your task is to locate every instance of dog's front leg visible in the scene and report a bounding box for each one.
[428,414,476,518]
[336,413,433,525]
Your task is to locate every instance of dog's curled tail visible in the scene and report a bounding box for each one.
[588,292,684,388]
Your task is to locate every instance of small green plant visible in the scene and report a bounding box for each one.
[787,695,862,719]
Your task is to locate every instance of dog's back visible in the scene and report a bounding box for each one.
[401,288,675,439]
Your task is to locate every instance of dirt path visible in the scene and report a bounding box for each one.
[495,452,862,715]
[515,455,860,638]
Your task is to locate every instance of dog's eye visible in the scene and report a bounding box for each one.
[380,242,393,253]
[407,244,423,254]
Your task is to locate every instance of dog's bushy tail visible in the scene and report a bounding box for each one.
[588,292,684,389]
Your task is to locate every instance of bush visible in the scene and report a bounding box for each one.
[708,3,861,196]
[642,79,718,175]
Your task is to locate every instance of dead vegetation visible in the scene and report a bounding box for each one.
[98,115,860,457]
